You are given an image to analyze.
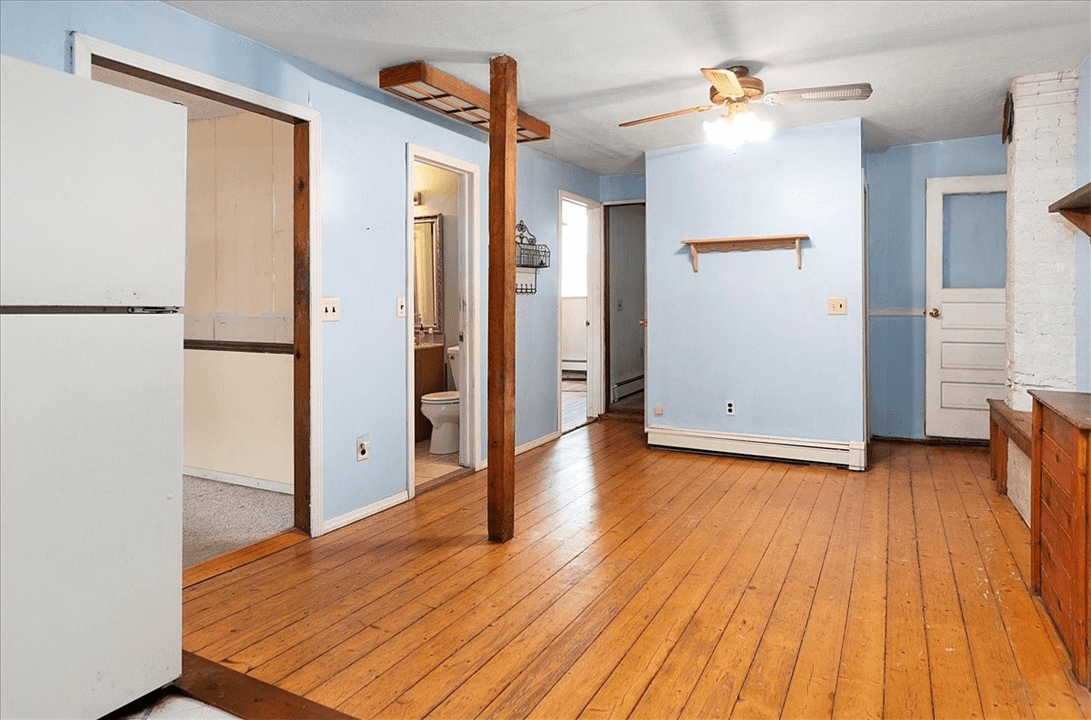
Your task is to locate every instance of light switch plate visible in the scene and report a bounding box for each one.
[322,297,340,321]
[396,296,407,318]
[827,297,847,315]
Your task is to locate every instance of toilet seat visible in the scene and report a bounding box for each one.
[422,390,459,404]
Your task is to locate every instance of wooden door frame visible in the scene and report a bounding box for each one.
[556,191,604,428]
[72,33,325,535]
[405,145,484,490]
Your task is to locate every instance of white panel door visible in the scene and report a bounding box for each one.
[925,175,1007,439]
[0,314,183,719]
[0,55,186,307]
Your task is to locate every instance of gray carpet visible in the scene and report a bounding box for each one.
[183,476,294,567]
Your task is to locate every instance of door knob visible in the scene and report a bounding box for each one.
[638,319,648,327]
[928,308,941,318]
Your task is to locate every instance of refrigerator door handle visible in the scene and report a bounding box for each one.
[128,306,181,314]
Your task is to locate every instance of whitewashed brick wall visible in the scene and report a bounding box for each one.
[1006,69,1079,411]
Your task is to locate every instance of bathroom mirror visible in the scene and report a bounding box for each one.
[414,214,443,335]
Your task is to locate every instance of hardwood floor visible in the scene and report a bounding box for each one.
[183,422,1091,719]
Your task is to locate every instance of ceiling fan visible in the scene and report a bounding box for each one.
[619,66,873,128]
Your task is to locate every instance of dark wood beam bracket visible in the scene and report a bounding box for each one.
[487,55,518,543]
[184,339,294,355]
[379,61,550,143]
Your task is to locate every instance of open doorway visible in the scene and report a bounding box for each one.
[604,202,646,422]
[407,147,482,494]
[559,193,603,432]
[75,35,321,570]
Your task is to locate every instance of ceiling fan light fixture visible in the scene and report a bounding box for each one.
[704,106,773,149]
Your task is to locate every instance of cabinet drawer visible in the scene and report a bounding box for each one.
[1043,408,1081,459]
[1042,432,1077,496]
[1041,499,1074,573]
[1041,465,1076,535]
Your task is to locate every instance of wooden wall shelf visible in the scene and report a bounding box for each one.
[680,234,808,272]
[1048,182,1091,235]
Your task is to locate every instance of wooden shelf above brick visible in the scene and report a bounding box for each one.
[1048,182,1091,235]
[680,234,808,272]
[379,61,550,142]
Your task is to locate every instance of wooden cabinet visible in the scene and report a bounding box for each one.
[1030,390,1091,686]
[414,344,446,442]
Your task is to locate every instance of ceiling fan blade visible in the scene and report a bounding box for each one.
[762,83,873,105]
[700,67,744,99]
[619,105,714,128]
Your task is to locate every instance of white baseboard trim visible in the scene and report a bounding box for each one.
[322,491,410,534]
[646,426,868,471]
[518,431,561,455]
[183,466,294,494]
[474,430,564,471]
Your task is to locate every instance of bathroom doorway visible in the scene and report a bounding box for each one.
[407,147,482,495]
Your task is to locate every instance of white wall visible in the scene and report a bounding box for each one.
[1006,69,1081,410]
[561,297,587,370]
[184,112,294,342]
[184,350,294,490]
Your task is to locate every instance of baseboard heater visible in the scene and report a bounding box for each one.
[646,426,867,471]
[611,374,644,402]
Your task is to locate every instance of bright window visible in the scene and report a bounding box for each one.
[561,199,588,297]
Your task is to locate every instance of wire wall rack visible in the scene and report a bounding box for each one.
[514,220,549,295]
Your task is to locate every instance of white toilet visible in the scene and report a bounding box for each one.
[421,346,460,455]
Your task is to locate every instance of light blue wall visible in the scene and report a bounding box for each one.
[1075,54,1090,392]
[515,146,600,445]
[646,118,865,444]
[0,0,593,523]
[600,173,645,202]
[865,135,1006,438]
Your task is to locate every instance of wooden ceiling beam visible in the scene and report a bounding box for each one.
[379,61,550,142]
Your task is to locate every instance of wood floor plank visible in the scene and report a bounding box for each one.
[266,440,678,698]
[779,470,865,720]
[944,447,1091,719]
[204,433,652,670]
[884,445,933,719]
[178,432,1091,720]
[524,460,778,720]
[402,456,745,720]
[331,453,716,716]
[832,449,889,720]
[908,444,985,719]
[185,426,648,654]
[701,467,845,718]
[451,458,760,718]
[632,463,825,719]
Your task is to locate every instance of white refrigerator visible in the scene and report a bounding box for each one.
[0,55,187,718]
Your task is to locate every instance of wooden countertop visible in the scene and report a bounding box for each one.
[1028,390,1091,429]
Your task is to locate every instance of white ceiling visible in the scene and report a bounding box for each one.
[164,0,1090,176]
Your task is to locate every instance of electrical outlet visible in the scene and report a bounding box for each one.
[396,296,406,318]
[321,297,340,322]
[654,406,664,416]
[725,401,736,416]
[827,297,847,315]
[356,434,370,462]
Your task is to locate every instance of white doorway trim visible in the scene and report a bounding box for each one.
[70,32,327,535]
[924,173,1007,439]
[406,145,483,494]
[557,191,604,430]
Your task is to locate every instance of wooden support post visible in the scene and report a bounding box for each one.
[487,55,517,542]
[293,121,311,535]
